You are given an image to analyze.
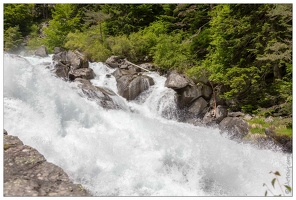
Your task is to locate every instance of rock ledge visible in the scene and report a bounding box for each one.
[3,130,91,197]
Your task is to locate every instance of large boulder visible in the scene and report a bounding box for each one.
[215,105,228,123]
[54,62,70,79]
[165,70,191,90]
[53,50,88,70]
[4,131,90,197]
[105,55,122,68]
[69,68,95,81]
[66,50,89,69]
[52,51,68,64]
[117,74,154,101]
[52,49,89,80]
[35,46,48,57]
[219,117,249,140]
[197,83,212,100]
[177,83,213,108]
[177,85,202,108]
[188,97,208,116]
[111,68,155,101]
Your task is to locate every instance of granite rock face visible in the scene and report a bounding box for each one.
[3,130,91,197]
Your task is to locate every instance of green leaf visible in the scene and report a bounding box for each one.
[271,178,276,188]
[284,185,292,192]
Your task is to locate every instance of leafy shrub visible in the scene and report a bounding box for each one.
[106,35,136,61]
[4,25,23,52]
[65,26,112,62]
[26,24,43,50]
[152,32,193,71]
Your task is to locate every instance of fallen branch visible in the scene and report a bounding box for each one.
[124,59,151,72]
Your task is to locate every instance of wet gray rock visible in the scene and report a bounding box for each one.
[177,83,212,108]
[215,105,228,123]
[75,78,119,109]
[52,49,89,79]
[66,50,89,69]
[117,74,154,101]
[177,85,202,108]
[165,70,191,90]
[53,50,89,70]
[4,131,90,197]
[202,110,215,125]
[69,68,95,81]
[219,117,249,140]
[188,97,208,116]
[112,68,154,101]
[105,55,122,68]
[54,62,70,79]
[35,46,48,57]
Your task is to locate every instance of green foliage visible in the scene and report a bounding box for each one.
[100,4,163,35]
[106,35,136,61]
[42,4,82,52]
[263,171,292,196]
[4,4,35,35]
[3,3,292,116]
[247,116,292,137]
[65,25,112,62]
[26,24,43,50]
[152,32,193,71]
[4,26,23,52]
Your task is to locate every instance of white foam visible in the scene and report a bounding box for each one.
[3,54,291,196]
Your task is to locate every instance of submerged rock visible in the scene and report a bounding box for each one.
[75,78,119,109]
[3,131,90,197]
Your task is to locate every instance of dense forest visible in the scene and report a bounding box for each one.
[4,4,292,115]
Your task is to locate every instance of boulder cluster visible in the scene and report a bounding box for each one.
[164,70,249,140]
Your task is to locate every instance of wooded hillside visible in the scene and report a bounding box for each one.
[4,4,292,114]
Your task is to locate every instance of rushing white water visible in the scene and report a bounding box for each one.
[3,54,292,196]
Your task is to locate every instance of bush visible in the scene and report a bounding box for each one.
[106,35,136,61]
[152,32,193,71]
[4,25,23,52]
[65,26,112,62]
[26,24,44,50]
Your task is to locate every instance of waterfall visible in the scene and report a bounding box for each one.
[3,53,291,196]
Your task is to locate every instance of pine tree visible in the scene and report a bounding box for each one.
[41,4,82,51]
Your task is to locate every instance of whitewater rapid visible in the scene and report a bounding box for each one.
[3,54,292,196]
